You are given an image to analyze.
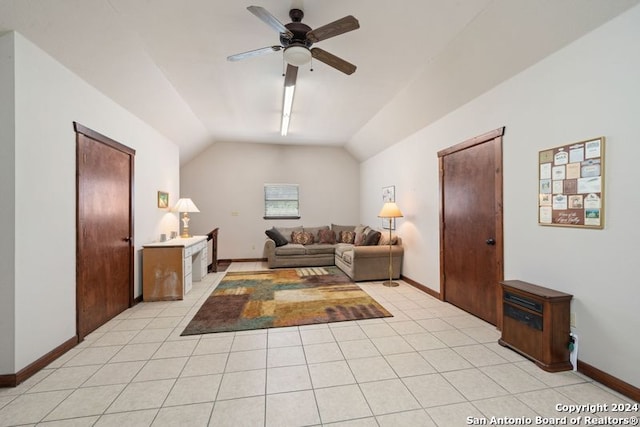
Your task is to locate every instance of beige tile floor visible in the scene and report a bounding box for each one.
[0,262,637,426]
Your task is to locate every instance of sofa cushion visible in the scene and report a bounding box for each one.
[334,243,354,257]
[364,230,382,246]
[275,244,307,256]
[275,226,303,243]
[339,230,356,244]
[304,244,336,255]
[317,229,337,244]
[304,226,329,242]
[291,231,315,245]
[265,227,288,247]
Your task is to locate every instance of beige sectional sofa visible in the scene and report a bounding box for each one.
[264,224,403,281]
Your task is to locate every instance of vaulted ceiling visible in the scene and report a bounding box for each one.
[1,0,638,163]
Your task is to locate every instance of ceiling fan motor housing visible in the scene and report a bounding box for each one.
[280,9,313,48]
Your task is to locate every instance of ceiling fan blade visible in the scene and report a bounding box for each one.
[247,5,293,39]
[311,48,357,75]
[306,15,359,43]
[227,46,282,62]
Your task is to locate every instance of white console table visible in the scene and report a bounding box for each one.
[142,235,208,301]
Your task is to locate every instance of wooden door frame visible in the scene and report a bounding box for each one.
[438,127,505,329]
[74,122,135,340]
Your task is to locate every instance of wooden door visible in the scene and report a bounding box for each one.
[439,128,504,326]
[76,123,135,339]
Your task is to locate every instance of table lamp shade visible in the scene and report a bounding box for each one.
[173,198,200,213]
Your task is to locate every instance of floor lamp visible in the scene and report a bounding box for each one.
[378,202,403,287]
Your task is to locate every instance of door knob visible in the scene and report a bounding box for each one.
[123,237,132,242]
[486,238,496,245]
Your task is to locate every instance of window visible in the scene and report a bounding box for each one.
[264,184,300,219]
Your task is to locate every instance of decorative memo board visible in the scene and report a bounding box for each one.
[538,137,605,228]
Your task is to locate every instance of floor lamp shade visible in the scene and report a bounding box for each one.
[378,202,403,219]
[378,202,403,287]
[173,198,200,238]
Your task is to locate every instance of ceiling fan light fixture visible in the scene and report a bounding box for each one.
[283,45,311,66]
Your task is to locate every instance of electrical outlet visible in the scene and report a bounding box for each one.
[231,211,239,216]
[570,312,576,328]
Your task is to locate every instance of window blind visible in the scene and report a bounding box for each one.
[264,184,300,219]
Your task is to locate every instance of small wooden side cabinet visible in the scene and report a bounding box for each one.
[142,236,208,301]
[499,280,573,372]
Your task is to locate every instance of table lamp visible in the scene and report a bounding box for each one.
[173,198,200,238]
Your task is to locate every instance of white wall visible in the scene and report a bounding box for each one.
[360,5,640,388]
[0,33,16,375]
[180,141,360,259]
[2,31,181,374]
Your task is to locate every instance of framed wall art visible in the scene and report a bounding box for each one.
[382,185,395,203]
[382,185,396,229]
[538,137,604,228]
[157,191,169,209]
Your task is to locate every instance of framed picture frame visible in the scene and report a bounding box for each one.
[538,137,604,228]
[382,185,396,230]
[382,185,395,203]
[157,191,169,209]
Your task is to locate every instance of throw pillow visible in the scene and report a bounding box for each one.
[354,225,371,246]
[378,231,398,246]
[364,230,382,246]
[339,230,356,244]
[331,224,355,238]
[304,226,329,242]
[275,226,303,243]
[291,230,315,245]
[318,229,336,244]
[265,227,288,247]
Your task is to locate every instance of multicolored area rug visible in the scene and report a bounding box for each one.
[181,266,392,336]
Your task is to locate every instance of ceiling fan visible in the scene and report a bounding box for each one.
[227,6,360,136]
[227,6,360,76]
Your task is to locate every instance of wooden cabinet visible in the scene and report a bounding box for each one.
[142,236,208,301]
[499,280,573,372]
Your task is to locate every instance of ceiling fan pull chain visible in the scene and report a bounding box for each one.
[310,57,314,72]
